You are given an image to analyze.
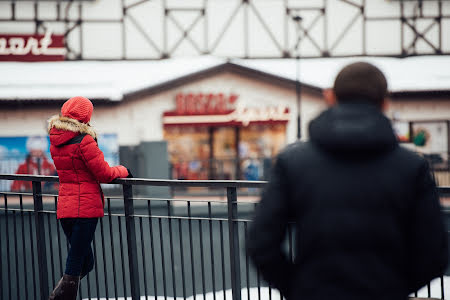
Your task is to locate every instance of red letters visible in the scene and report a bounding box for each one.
[175,93,239,115]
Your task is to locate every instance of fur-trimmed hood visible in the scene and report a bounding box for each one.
[48,115,97,140]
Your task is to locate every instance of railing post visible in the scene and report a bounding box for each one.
[32,181,49,299]
[123,183,141,300]
[227,187,241,300]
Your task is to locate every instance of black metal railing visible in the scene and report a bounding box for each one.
[0,174,449,300]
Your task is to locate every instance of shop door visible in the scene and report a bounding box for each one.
[164,126,210,180]
[212,127,238,180]
[239,123,287,180]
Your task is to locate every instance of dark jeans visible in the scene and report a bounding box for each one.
[60,218,99,277]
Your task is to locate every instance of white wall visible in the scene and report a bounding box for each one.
[0,72,448,149]
[95,72,326,146]
[1,0,448,59]
[0,72,325,146]
[0,106,59,136]
[387,99,450,121]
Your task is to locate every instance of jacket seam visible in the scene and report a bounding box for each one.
[71,154,81,218]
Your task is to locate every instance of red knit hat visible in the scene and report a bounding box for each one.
[61,96,93,124]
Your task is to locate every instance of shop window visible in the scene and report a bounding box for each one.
[239,123,286,181]
[164,126,210,180]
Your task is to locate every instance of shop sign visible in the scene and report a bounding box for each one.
[175,93,238,115]
[164,104,290,127]
[0,29,66,62]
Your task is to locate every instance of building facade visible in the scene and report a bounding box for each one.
[0,60,449,184]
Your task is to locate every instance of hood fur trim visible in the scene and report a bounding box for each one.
[48,115,97,139]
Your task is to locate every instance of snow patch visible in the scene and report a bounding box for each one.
[82,277,450,300]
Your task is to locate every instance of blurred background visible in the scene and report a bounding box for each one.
[0,1,450,300]
[0,0,449,196]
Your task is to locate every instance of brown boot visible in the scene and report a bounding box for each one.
[48,274,80,300]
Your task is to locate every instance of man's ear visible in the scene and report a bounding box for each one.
[323,89,337,107]
[381,98,389,112]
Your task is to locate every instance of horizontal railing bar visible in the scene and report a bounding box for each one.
[40,210,56,214]
[134,214,255,222]
[132,197,253,204]
[2,205,449,220]
[439,186,450,196]
[0,208,35,213]
[116,178,268,188]
[0,174,267,188]
[0,174,60,182]
[0,195,252,205]
[0,192,34,196]
[131,197,229,203]
[0,209,60,214]
[134,214,230,221]
[1,174,449,192]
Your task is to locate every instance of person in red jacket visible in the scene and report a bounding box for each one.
[11,136,56,192]
[48,96,130,300]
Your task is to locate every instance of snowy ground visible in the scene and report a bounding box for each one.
[83,276,450,300]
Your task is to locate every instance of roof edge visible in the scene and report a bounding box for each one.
[122,62,324,102]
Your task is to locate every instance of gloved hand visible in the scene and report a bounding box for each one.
[126,168,134,178]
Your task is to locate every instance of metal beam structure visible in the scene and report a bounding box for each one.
[0,0,449,60]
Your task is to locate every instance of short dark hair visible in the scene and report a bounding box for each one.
[333,62,388,106]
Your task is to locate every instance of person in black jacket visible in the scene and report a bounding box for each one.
[247,62,448,300]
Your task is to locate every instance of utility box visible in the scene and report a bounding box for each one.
[119,145,139,176]
[119,141,170,198]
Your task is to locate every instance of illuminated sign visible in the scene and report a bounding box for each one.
[0,29,66,62]
[164,93,290,127]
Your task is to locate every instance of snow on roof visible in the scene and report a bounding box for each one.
[0,56,225,101]
[235,56,450,93]
[0,55,449,102]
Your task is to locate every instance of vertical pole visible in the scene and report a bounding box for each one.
[209,127,215,180]
[78,3,83,60]
[438,0,442,54]
[203,0,208,54]
[163,0,168,58]
[400,0,405,56]
[235,127,241,180]
[123,184,141,300]
[244,0,249,58]
[447,121,450,171]
[361,0,366,56]
[296,52,301,140]
[33,181,49,300]
[121,0,127,59]
[323,0,328,56]
[293,16,302,140]
[409,121,414,143]
[227,187,241,300]
[34,2,39,35]
[11,0,16,20]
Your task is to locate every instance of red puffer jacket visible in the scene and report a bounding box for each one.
[49,115,128,219]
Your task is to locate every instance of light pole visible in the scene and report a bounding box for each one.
[293,15,302,140]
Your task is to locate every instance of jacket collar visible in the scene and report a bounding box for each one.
[48,115,97,140]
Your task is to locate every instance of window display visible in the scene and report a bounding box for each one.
[164,123,287,181]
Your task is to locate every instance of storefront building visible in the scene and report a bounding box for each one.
[0,57,449,186]
[107,62,326,181]
[163,92,291,180]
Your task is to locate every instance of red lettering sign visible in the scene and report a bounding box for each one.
[0,29,66,62]
[173,93,239,115]
[163,104,290,127]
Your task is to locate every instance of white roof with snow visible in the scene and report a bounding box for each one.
[0,55,449,101]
